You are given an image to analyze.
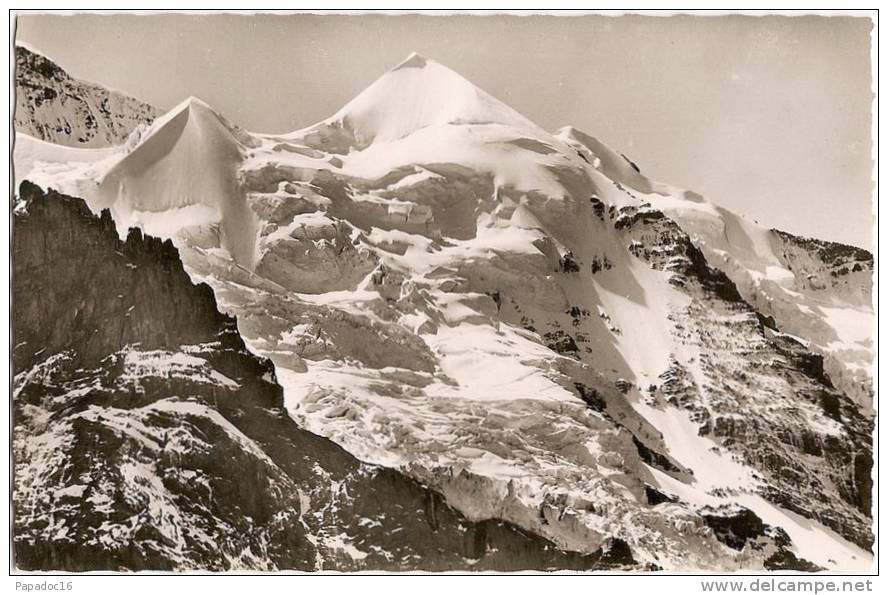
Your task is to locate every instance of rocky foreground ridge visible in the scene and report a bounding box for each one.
[12,182,640,571]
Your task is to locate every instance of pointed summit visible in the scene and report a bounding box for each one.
[184,94,210,107]
[175,95,216,115]
[94,91,258,267]
[392,51,430,71]
[302,53,545,150]
[150,95,221,130]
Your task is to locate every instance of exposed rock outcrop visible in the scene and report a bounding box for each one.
[12,182,632,571]
[14,45,157,147]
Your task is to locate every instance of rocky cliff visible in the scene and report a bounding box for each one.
[12,182,633,571]
[14,45,157,147]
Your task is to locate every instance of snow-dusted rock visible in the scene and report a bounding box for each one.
[12,184,637,572]
[14,45,157,148]
[13,51,874,572]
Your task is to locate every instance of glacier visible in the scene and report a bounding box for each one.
[13,51,874,571]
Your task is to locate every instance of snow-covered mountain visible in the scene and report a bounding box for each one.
[14,181,633,571]
[14,44,157,148]
[13,51,874,572]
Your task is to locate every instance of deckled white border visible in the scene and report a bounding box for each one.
[1,3,880,589]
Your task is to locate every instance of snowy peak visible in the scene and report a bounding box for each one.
[308,52,545,149]
[139,95,235,145]
[94,94,258,268]
[175,94,222,117]
[98,94,241,208]
[13,45,874,572]
[392,51,431,70]
[169,95,214,117]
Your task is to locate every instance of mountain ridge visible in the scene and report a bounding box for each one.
[13,181,638,571]
[14,44,158,148]
[291,52,552,154]
[12,49,874,572]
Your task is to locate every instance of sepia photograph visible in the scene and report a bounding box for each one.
[6,5,879,585]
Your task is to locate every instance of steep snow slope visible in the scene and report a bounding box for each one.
[556,127,874,407]
[15,52,874,572]
[14,44,157,147]
[94,97,259,267]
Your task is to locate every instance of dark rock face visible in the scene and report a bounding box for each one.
[615,203,874,551]
[13,182,228,374]
[699,505,821,571]
[544,329,579,356]
[14,45,157,147]
[12,183,632,572]
[619,205,743,302]
[701,505,769,551]
[644,485,677,506]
